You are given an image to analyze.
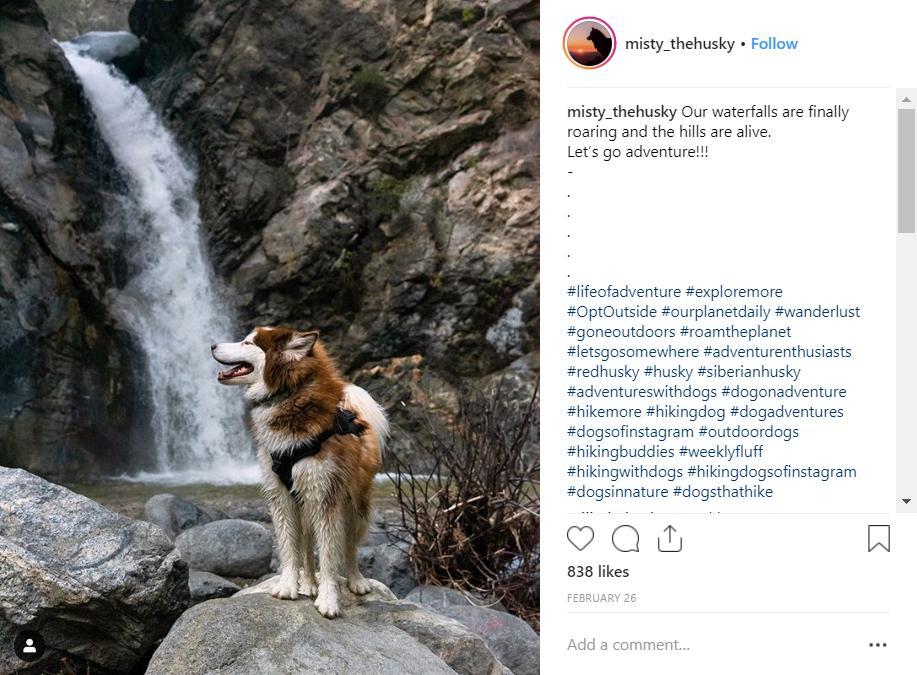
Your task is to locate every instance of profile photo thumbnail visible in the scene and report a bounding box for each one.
[564,17,617,69]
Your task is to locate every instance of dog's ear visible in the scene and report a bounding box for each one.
[284,330,319,360]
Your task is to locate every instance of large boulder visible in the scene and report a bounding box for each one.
[442,605,539,675]
[143,492,217,539]
[174,519,272,578]
[147,577,506,674]
[0,468,189,674]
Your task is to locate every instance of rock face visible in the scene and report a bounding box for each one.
[147,577,506,674]
[0,0,153,480]
[2,0,539,477]
[129,0,540,468]
[35,0,133,40]
[0,468,189,674]
[174,518,273,578]
[68,30,143,78]
[69,30,138,62]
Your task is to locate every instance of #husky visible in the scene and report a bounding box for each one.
[211,327,388,618]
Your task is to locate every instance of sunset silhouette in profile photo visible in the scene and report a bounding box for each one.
[564,18,616,68]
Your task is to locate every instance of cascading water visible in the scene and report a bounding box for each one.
[60,41,257,484]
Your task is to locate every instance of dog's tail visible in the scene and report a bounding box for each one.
[343,383,390,454]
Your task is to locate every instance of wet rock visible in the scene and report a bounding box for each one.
[68,30,143,78]
[0,0,153,481]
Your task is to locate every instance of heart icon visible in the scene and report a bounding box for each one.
[567,525,594,551]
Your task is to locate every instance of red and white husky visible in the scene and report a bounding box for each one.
[211,326,388,618]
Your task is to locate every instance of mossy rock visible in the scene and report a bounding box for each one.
[352,66,390,116]
[366,174,410,220]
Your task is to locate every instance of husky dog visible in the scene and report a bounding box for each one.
[587,26,613,60]
[211,327,388,618]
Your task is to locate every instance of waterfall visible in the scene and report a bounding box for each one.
[60,41,258,484]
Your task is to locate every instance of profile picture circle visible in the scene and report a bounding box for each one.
[563,17,616,69]
[14,630,45,663]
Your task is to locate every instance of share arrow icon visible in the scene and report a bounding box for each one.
[657,525,683,552]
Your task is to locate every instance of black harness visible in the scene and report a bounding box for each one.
[269,408,364,493]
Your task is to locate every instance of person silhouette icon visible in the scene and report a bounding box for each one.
[14,630,45,662]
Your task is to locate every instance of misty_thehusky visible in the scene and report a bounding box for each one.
[211,326,388,618]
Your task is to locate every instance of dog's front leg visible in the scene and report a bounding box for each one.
[265,486,302,600]
[313,504,344,618]
[297,509,318,597]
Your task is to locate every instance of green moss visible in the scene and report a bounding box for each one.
[366,174,410,219]
[462,7,477,25]
[352,67,390,116]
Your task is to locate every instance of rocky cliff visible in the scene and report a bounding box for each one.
[129,0,541,462]
[0,0,152,478]
[0,0,539,477]
[35,0,134,40]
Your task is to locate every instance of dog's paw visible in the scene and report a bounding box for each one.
[298,571,319,597]
[270,576,299,600]
[314,589,341,618]
[347,575,373,595]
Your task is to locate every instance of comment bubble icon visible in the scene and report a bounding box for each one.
[612,525,640,553]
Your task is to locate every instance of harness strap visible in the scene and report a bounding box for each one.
[270,408,363,493]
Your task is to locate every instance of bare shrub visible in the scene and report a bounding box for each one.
[389,382,540,629]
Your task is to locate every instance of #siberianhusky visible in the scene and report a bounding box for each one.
[211,326,388,618]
